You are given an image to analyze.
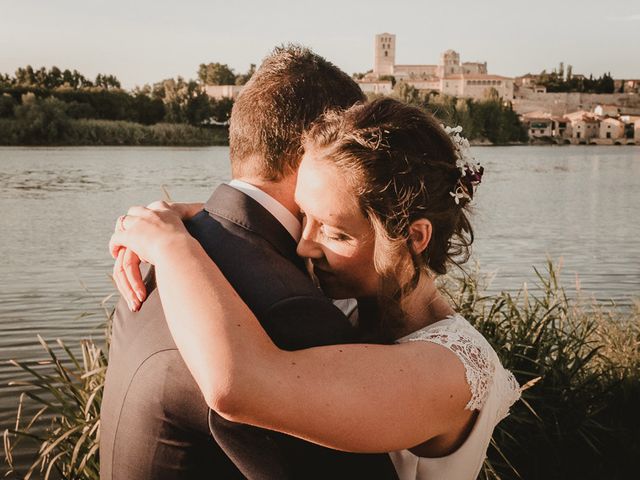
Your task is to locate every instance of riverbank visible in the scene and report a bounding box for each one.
[0,118,228,146]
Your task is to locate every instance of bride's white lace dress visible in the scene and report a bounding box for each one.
[389,314,521,480]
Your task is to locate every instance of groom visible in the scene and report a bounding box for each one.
[100,46,398,479]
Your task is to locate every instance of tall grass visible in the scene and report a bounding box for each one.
[3,262,639,479]
[0,118,228,146]
[443,262,640,479]
[2,301,112,480]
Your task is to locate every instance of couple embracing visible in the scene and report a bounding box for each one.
[100,45,520,480]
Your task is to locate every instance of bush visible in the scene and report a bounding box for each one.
[0,93,16,118]
[443,262,640,479]
[0,116,228,146]
[13,94,72,144]
[0,118,21,144]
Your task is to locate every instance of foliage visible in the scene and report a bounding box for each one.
[389,85,528,144]
[352,70,373,80]
[534,63,616,93]
[235,64,256,86]
[378,75,396,87]
[442,261,640,479]
[13,94,72,144]
[8,65,118,90]
[198,62,236,85]
[0,94,16,117]
[0,115,228,146]
[150,77,214,125]
[4,262,638,479]
[2,293,112,480]
[0,64,236,133]
[208,97,234,123]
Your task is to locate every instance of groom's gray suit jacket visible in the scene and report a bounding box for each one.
[99,184,398,480]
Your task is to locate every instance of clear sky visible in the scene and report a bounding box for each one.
[2,0,639,89]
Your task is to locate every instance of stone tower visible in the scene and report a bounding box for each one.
[374,33,395,76]
[438,50,461,77]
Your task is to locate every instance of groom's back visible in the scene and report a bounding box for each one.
[101,44,398,479]
[100,185,397,479]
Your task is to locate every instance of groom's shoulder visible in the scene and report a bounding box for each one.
[184,200,356,348]
[186,207,331,303]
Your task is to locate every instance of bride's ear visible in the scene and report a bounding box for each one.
[408,219,432,255]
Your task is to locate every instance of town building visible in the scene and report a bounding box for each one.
[357,79,393,95]
[203,84,243,100]
[599,117,625,140]
[520,107,639,145]
[520,111,569,140]
[360,33,514,101]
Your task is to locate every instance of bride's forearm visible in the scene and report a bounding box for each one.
[153,236,278,411]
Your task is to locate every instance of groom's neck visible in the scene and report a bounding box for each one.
[233,173,300,219]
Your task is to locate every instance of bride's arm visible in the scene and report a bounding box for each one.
[110,207,473,453]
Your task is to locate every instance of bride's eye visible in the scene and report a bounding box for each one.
[320,226,351,243]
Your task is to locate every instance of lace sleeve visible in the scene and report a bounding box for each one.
[398,319,495,411]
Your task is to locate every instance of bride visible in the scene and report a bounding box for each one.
[110,97,520,480]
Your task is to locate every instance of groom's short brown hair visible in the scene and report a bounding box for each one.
[229,45,365,181]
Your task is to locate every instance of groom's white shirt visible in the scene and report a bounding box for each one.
[227,179,357,320]
[228,179,301,241]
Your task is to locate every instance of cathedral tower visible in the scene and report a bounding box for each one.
[374,33,395,76]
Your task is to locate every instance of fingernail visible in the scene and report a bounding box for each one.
[135,290,145,302]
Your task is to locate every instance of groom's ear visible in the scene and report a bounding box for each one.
[408,219,432,255]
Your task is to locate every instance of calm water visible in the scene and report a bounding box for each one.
[1,145,639,472]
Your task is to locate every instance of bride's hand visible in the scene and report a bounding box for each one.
[111,201,203,311]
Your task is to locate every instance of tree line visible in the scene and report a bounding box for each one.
[0,63,257,145]
[0,63,253,128]
[389,82,528,144]
[534,63,616,94]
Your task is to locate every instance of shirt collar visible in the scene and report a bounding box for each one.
[227,179,301,242]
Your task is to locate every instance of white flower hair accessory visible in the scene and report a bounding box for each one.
[443,125,484,205]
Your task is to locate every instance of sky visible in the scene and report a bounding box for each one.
[2,0,639,89]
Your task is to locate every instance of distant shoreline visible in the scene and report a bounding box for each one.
[0,118,229,147]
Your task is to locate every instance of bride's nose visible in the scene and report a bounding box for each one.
[296,221,323,260]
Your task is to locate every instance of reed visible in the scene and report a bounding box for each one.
[2,300,112,479]
[443,261,640,479]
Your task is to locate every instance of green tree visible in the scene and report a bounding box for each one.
[131,85,165,124]
[15,66,36,86]
[14,93,71,144]
[46,66,63,89]
[0,73,11,88]
[392,81,423,106]
[0,94,16,117]
[95,74,122,90]
[198,63,236,85]
[379,75,396,87]
[235,64,256,85]
[153,77,213,125]
[209,97,234,122]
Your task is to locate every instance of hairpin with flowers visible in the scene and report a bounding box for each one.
[443,125,484,205]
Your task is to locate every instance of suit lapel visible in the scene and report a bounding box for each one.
[204,184,306,272]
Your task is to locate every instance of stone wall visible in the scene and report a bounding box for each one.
[512,90,640,115]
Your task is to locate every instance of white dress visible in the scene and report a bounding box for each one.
[389,314,521,480]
